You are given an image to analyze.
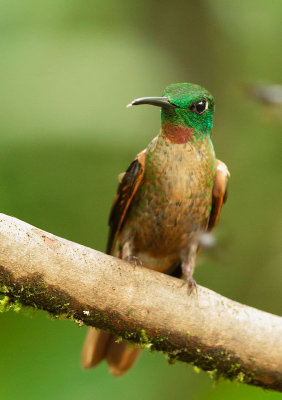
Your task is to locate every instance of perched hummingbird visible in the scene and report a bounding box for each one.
[81,83,230,376]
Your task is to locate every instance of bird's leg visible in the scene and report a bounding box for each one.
[181,242,198,294]
[181,262,197,294]
[121,242,142,267]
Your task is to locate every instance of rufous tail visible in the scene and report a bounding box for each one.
[81,327,141,377]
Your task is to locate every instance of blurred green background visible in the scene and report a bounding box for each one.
[0,1,281,399]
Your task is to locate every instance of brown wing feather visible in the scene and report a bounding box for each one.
[208,159,230,231]
[106,150,146,255]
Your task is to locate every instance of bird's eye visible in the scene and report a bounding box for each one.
[189,100,208,115]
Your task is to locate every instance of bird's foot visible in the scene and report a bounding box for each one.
[181,276,197,295]
[181,261,197,295]
[124,255,143,267]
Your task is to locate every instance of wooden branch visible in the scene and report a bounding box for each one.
[0,214,281,391]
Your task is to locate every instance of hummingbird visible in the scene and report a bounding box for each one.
[81,83,230,376]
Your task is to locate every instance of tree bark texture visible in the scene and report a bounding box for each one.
[0,214,281,391]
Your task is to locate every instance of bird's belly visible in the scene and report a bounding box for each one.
[136,194,210,253]
[121,173,213,270]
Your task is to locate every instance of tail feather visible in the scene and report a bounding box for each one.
[81,328,141,376]
[106,337,141,377]
[81,328,111,369]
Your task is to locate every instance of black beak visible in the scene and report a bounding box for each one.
[127,96,177,109]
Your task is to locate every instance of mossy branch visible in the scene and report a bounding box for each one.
[0,214,281,391]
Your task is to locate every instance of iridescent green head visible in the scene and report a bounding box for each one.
[161,83,214,135]
[128,82,215,138]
